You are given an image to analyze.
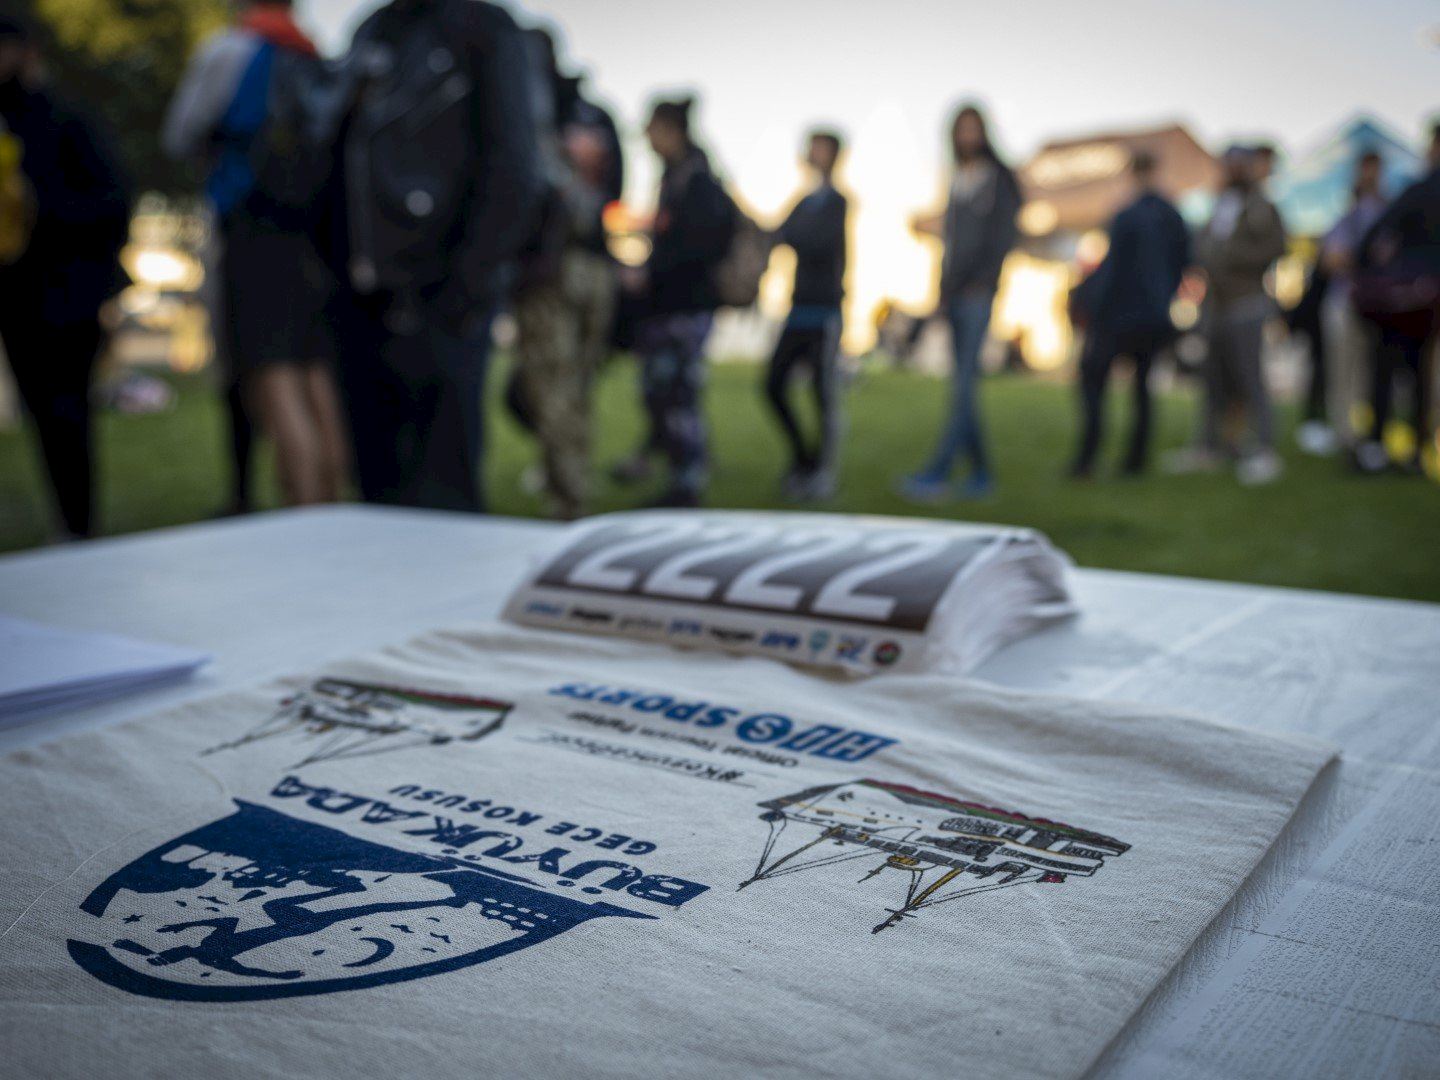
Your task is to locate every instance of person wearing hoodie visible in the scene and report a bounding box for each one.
[901,103,1021,502]
[165,0,347,509]
[0,16,130,540]
[613,95,733,508]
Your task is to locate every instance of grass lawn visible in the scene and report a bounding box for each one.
[1,359,1437,602]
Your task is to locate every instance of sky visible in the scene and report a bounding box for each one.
[304,0,1437,333]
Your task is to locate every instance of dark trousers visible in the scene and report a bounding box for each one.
[636,312,714,499]
[764,315,842,475]
[1073,326,1164,475]
[334,298,494,513]
[1369,322,1436,456]
[0,315,101,536]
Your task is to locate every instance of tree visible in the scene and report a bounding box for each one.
[1,0,228,193]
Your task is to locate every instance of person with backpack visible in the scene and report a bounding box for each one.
[613,96,735,508]
[764,128,849,502]
[506,28,622,520]
[318,0,543,513]
[900,103,1021,503]
[0,17,130,540]
[164,0,347,508]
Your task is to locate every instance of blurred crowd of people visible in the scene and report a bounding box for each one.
[1,1,1437,540]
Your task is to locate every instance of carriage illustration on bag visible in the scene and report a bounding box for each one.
[202,678,513,767]
[740,780,1129,933]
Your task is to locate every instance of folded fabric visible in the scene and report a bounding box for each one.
[0,624,1334,1080]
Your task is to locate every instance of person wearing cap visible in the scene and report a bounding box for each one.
[0,16,130,540]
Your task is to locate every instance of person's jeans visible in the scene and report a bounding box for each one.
[921,292,993,480]
[636,311,714,499]
[336,295,495,513]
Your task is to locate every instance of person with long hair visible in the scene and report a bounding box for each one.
[614,95,732,507]
[901,103,1021,502]
[165,0,348,507]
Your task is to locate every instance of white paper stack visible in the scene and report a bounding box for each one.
[503,510,1077,676]
[0,615,210,725]
[927,524,1078,673]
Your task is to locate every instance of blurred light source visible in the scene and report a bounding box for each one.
[1018,200,1059,237]
[124,246,203,292]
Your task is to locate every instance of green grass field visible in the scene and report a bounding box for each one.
[2,360,1437,601]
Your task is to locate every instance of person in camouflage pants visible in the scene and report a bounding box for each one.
[511,247,616,519]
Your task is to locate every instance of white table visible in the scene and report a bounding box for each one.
[3,506,1437,1079]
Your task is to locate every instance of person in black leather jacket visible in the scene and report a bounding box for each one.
[324,0,543,513]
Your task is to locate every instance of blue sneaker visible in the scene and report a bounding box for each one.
[958,473,994,500]
[897,473,951,504]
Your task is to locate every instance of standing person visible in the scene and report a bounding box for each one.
[1068,150,1191,478]
[0,17,129,540]
[901,103,1021,502]
[764,128,848,501]
[1180,145,1288,484]
[613,96,733,508]
[164,0,347,508]
[1353,123,1440,475]
[1304,151,1388,457]
[507,28,620,520]
[321,0,543,512]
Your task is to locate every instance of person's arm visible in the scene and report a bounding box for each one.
[779,188,844,262]
[451,2,545,291]
[161,32,253,164]
[978,169,1021,285]
[1356,187,1416,271]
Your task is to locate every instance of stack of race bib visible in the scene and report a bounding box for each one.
[503,510,1076,676]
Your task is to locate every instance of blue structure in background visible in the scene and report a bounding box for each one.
[1272,115,1423,237]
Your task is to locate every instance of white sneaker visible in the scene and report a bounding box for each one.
[519,463,547,497]
[1354,440,1389,474]
[1237,450,1284,486]
[1296,421,1338,457]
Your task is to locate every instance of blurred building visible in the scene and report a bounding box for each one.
[1270,114,1422,239]
[994,123,1219,371]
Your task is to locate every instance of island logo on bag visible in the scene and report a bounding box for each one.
[739,780,1129,933]
[67,776,709,1002]
[201,678,513,768]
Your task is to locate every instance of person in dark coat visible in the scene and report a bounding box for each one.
[901,103,1021,502]
[1068,149,1191,478]
[0,17,130,540]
